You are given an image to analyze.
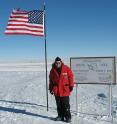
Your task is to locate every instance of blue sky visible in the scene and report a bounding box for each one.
[0,0,117,60]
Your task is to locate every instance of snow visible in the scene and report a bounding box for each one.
[0,61,117,124]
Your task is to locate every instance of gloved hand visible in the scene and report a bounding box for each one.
[69,86,73,92]
[50,90,53,95]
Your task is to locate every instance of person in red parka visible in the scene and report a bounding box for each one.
[49,57,74,123]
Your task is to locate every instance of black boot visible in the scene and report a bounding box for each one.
[66,118,71,123]
[54,116,62,121]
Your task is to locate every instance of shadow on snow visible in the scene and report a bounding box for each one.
[0,99,56,110]
[0,105,55,121]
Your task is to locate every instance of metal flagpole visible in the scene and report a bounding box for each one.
[43,1,48,111]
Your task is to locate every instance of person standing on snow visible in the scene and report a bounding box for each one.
[49,57,74,123]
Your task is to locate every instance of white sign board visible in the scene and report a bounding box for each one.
[70,57,116,85]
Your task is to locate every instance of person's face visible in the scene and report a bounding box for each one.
[55,61,62,68]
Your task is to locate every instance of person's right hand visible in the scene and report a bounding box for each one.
[50,90,53,95]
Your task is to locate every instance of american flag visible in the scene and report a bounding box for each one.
[5,9,44,37]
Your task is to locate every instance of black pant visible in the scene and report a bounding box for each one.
[55,96,71,120]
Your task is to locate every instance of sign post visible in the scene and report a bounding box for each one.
[109,84,112,120]
[76,83,78,115]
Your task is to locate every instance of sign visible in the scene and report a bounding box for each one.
[70,57,116,85]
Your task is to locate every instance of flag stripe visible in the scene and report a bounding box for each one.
[5,9,44,37]
[5,31,44,37]
[10,15,28,19]
[9,18,28,21]
[6,28,43,32]
[12,12,28,15]
[11,13,28,16]
[6,28,43,33]
[5,32,44,37]
[9,19,27,22]
[8,21,42,26]
[7,24,43,29]
[5,30,44,34]
[12,10,28,14]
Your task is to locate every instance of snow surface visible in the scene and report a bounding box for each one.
[0,61,117,124]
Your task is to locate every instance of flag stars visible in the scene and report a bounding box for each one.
[28,10,43,24]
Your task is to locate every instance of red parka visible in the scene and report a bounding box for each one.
[49,63,74,97]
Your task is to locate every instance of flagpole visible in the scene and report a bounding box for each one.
[43,2,49,111]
